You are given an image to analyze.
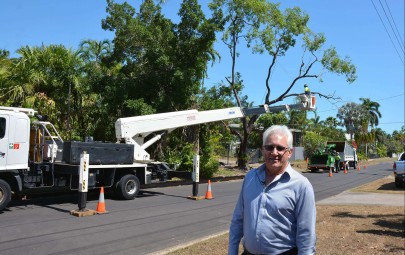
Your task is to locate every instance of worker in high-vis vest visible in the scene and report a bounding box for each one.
[304,84,310,96]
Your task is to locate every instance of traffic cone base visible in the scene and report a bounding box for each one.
[205,180,214,199]
[96,187,108,214]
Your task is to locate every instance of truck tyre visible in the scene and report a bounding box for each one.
[0,179,12,211]
[116,174,140,200]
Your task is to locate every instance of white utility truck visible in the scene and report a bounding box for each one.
[393,152,405,188]
[0,94,315,211]
[326,141,358,170]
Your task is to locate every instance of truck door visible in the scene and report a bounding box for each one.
[0,115,8,170]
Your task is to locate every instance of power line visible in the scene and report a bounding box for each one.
[384,0,405,49]
[375,93,404,102]
[378,121,405,125]
[378,0,405,54]
[370,0,404,64]
[316,94,404,114]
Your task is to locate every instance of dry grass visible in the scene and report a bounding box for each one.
[166,166,405,255]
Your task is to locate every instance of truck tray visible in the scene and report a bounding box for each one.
[62,141,134,165]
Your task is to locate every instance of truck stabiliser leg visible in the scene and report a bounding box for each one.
[78,192,87,211]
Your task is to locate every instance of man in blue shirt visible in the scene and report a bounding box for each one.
[229,125,316,255]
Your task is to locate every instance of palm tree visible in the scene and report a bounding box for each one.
[359,98,382,156]
[324,116,338,128]
[78,39,112,64]
[359,98,382,128]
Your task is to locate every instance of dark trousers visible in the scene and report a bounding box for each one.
[335,161,340,171]
[242,247,298,255]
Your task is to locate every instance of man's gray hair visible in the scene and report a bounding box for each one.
[262,125,293,148]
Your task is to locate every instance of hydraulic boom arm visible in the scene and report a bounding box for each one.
[115,94,315,161]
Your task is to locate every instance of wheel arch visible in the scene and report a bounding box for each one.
[0,171,22,194]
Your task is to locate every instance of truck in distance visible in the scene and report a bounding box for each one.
[393,152,405,188]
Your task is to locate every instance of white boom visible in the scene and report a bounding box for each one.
[115,94,316,162]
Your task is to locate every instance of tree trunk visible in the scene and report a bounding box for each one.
[237,130,249,170]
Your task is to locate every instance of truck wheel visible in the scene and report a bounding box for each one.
[0,179,12,211]
[116,174,140,200]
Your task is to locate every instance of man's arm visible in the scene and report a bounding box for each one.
[228,180,245,255]
[295,181,317,255]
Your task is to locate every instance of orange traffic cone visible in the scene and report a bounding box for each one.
[328,170,333,177]
[364,165,367,169]
[205,180,214,199]
[344,168,348,174]
[357,165,360,171]
[96,187,108,214]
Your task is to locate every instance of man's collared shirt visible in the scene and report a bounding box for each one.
[228,163,316,255]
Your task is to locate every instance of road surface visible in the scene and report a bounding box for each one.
[0,162,394,255]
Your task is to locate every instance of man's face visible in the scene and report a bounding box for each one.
[262,133,292,174]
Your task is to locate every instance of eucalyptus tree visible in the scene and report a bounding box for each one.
[209,0,357,169]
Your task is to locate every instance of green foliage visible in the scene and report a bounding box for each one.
[337,102,367,139]
[321,47,357,83]
[200,155,219,179]
[103,0,219,114]
[124,99,155,116]
[302,131,328,158]
[258,112,289,128]
[250,112,289,147]
[198,125,222,178]
[317,127,346,141]
[359,98,382,127]
[163,142,195,171]
[375,144,388,158]
[356,151,368,161]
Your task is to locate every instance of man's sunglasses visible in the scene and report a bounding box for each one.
[263,144,289,152]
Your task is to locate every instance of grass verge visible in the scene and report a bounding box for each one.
[165,161,404,255]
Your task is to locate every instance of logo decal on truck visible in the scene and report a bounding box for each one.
[9,143,19,149]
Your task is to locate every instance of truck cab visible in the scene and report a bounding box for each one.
[0,108,31,172]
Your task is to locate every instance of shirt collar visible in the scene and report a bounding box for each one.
[256,163,292,184]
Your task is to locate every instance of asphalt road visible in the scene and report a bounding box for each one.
[0,162,394,255]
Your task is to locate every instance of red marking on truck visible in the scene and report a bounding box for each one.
[14,144,19,149]
[187,115,196,121]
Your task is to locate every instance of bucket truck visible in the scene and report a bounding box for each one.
[0,94,315,211]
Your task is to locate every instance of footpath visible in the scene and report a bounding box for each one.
[317,190,404,206]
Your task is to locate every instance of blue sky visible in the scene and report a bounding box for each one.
[1,0,404,134]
